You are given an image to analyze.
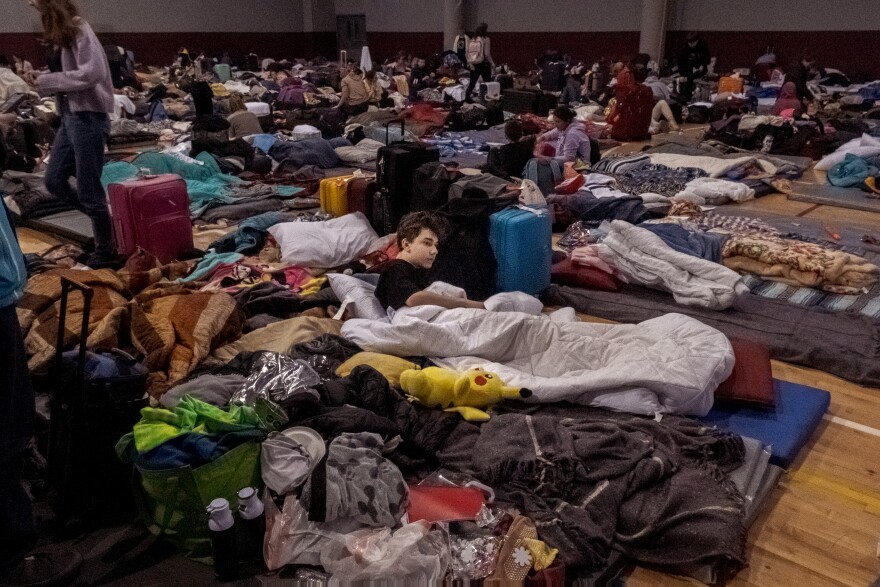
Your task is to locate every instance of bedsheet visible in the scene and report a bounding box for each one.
[341,305,733,417]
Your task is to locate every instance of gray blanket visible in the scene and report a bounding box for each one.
[473,410,745,580]
[542,284,880,387]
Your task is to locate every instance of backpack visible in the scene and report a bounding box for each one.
[523,158,563,196]
[467,37,484,64]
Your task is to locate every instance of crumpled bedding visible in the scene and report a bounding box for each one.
[102,153,301,219]
[1,170,74,220]
[815,133,880,171]
[722,234,879,294]
[673,177,756,206]
[646,153,778,178]
[598,220,749,310]
[269,138,344,169]
[341,305,734,416]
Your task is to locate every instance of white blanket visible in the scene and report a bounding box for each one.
[647,153,778,178]
[341,305,733,416]
[673,177,755,206]
[598,220,748,310]
[815,134,880,171]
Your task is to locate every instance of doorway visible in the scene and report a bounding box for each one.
[337,15,367,65]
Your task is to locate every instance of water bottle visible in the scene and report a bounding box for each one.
[237,487,266,564]
[207,498,238,582]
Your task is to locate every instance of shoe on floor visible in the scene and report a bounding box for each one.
[0,550,82,587]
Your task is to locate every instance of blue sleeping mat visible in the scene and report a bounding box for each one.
[701,380,830,468]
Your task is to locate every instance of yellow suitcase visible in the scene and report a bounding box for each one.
[319,175,354,217]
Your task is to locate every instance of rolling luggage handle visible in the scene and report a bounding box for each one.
[50,276,93,508]
[384,119,406,145]
[54,276,93,387]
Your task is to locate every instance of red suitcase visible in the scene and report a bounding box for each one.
[108,174,193,263]
[609,84,654,142]
[347,176,377,219]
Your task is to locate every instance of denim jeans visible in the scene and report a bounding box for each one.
[0,303,36,571]
[44,111,114,256]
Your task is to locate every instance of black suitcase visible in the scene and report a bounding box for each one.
[374,121,440,234]
[495,73,513,91]
[48,276,149,525]
[541,61,566,92]
[502,89,540,114]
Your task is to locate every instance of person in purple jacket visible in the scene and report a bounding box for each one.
[535,106,592,163]
[31,0,118,268]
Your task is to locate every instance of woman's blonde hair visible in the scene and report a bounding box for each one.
[35,0,81,49]
[228,93,247,113]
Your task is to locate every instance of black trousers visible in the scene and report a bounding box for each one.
[0,303,36,571]
[465,62,492,103]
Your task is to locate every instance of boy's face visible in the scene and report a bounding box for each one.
[401,228,439,269]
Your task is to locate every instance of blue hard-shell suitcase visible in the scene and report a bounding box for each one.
[489,206,552,295]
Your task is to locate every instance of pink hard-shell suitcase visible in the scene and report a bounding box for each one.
[108,173,193,263]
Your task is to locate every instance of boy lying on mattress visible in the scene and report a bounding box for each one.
[375,211,542,316]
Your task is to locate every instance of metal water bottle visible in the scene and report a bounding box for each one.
[207,498,237,581]
[237,487,266,564]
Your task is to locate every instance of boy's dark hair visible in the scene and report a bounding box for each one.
[504,119,523,142]
[396,211,445,249]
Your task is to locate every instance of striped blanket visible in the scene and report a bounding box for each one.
[743,274,880,319]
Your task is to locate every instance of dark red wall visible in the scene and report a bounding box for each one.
[666,30,880,82]
[2,30,877,80]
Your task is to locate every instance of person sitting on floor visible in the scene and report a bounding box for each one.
[409,57,435,99]
[644,72,679,133]
[535,106,592,163]
[336,66,370,116]
[559,73,582,106]
[770,81,804,118]
[485,119,537,179]
[375,211,485,313]
[226,93,262,139]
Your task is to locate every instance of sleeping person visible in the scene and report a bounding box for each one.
[375,211,486,312]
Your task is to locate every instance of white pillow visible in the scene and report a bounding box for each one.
[327,273,388,321]
[268,212,379,269]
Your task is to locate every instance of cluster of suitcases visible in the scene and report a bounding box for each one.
[319,174,379,220]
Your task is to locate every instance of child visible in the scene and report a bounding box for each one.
[375,212,485,312]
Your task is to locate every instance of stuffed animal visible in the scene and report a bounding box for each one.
[399,366,532,421]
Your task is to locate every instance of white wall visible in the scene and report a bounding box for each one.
[0,0,305,33]
[668,0,880,31]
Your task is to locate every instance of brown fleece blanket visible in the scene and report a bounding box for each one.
[16,264,243,397]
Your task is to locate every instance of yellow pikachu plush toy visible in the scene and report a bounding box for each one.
[399,366,532,421]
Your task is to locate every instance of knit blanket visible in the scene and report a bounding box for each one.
[723,234,879,294]
[16,266,243,397]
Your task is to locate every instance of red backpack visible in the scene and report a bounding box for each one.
[609,84,654,142]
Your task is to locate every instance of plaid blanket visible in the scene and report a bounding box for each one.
[16,265,243,397]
